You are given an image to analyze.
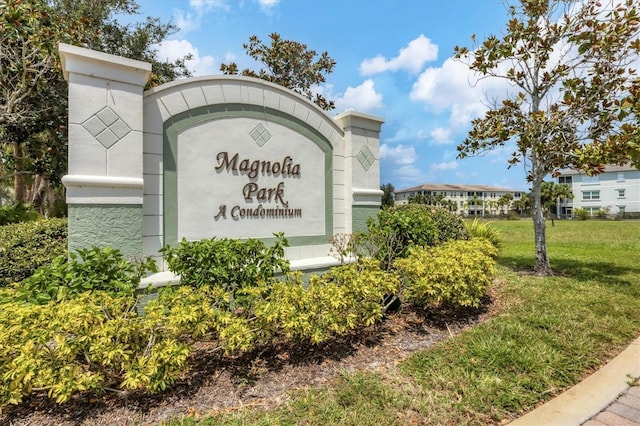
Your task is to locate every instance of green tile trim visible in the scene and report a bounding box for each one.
[68,204,143,259]
[352,204,379,234]
[163,103,334,247]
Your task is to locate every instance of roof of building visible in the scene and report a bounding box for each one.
[558,164,638,175]
[395,183,523,194]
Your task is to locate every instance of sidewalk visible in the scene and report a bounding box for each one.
[584,386,640,426]
[509,336,640,426]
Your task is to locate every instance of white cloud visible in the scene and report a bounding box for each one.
[380,144,416,166]
[222,52,237,64]
[380,143,436,186]
[153,39,217,77]
[384,127,428,144]
[188,0,277,14]
[334,79,383,113]
[395,165,429,185]
[256,0,280,11]
[411,58,477,109]
[430,161,458,171]
[410,56,512,128]
[174,1,230,34]
[190,0,229,10]
[430,127,452,145]
[173,9,201,33]
[409,2,636,137]
[486,142,517,164]
[456,170,478,180]
[360,35,438,76]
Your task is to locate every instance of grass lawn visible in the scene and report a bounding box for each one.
[168,219,640,426]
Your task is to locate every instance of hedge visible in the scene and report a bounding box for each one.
[0,218,67,287]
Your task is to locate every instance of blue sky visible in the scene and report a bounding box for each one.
[131,0,528,192]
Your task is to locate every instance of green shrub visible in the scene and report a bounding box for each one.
[0,203,39,226]
[373,205,438,253]
[596,207,610,220]
[14,246,158,304]
[430,207,470,242]
[363,205,468,269]
[395,239,497,309]
[161,233,289,311]
[0,218,67,287]
[465,218,502,250]
[574,208,589,220]
[350,228,404,272]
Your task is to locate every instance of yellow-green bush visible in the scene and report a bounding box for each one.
[395,239,497,309]
[254,259,400,344]
[465,218,502,250]
[0,292,192,409]
[0,259,401,410]
[0,229,496,410]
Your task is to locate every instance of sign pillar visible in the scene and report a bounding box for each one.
[59,43,151,259]
[334,111,384,233]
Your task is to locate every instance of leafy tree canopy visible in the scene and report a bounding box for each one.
[220,33,336,111]
[454,0,640,274]
[380,183,395,208]
[0,0,190,210]
[539,180,573,215]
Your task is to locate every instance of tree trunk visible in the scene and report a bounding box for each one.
[13,140,25,204]
[531,176,552,275]
[30,174,48,215]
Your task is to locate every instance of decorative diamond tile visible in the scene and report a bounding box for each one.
[356,145,375,171]
[249,123,271,147]
[82,116,106,137]
[96,108,119,126]
[81,107,131,149]
[110,119,131,139]
[96,129,119,149]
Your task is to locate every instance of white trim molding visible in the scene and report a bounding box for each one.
[353,188,383,206]
[63,175,144,204]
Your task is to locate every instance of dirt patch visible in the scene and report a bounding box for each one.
[1,290,502,426]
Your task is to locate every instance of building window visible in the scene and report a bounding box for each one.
[617,172,625,182]
[586,206,601,216]
[561,206,572,218]
[582,190,600,200]
[619,206,626,214]
[617,189,625,198]
[582,175,599,185]
[559,176,572,184]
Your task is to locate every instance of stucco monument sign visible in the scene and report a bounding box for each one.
[59,43,383,275]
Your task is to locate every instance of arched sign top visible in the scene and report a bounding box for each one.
[143,75,345,146]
